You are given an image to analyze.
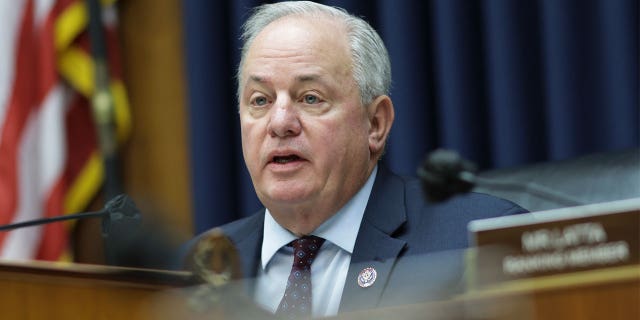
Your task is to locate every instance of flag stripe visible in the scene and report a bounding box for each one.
[0,0,129,260]
[35,0,86,259]
[1,0,69,258]
[54,0,85,51]
[0,0,37,248]
[3,85,67,259]
[63,92,102,214]
[0,0,27,121]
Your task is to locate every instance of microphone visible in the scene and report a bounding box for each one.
[416,149,477,202]
[417,149,582,206]
[0,194,140,233]
[0,194,183,269]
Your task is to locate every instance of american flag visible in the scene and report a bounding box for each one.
[0,0,130,261]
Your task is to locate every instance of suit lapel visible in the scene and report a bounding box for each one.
[234,228,263,278]
[223,211,265,293]
[339,166,407,312]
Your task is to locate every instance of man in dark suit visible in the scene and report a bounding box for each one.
[191,1,526,317]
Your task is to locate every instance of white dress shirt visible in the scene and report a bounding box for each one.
[254,166,378,318]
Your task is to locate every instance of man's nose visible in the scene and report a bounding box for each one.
[268,97,301,137]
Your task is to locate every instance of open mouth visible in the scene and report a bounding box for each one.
[271,155,302,164]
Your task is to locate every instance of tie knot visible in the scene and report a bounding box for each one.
[290,235,325,269]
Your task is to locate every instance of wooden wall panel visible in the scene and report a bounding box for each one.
[118,0,192,237]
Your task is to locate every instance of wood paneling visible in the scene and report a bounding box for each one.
[118,0,192,237]
[0,261,193,319]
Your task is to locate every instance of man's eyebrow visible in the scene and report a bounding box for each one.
[247,75,267,83]
[245,74,329,85]
[295,74,332,86]
[296,74,320,82]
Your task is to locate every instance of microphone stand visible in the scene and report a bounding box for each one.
[418,149,584,206]
[473,175,582,207]
[0,194,139,234]
[0,210,107,232]
[0,195,187,269]
[0,194,141,266]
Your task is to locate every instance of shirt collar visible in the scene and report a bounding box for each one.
[261,166,378,269]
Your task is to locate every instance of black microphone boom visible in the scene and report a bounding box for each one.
[0,194,184,269]
[0,210,104,232]
[0,194,140,233]
[417,149,582,206]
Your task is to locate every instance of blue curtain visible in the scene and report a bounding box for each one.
[183,0,639,233]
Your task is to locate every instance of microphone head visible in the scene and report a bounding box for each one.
[104,194,141,219]
[417,149,478,202]
[102,194,183,269]
[101,194,141,239]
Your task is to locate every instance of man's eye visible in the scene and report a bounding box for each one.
[303,94,319,104]
[253,96,268,106]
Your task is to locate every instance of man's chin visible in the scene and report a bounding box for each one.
[266,192,312,204]
[260,187,316,207]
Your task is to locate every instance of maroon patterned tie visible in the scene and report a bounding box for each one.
[276,235,325,318]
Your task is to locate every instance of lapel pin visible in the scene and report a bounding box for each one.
[357,267,377,288]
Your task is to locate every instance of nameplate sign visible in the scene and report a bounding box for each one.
[468,198,640,287]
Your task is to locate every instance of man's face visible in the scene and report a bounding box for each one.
[239,17,376,234]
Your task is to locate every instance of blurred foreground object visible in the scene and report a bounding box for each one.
[187,228,242,286]
[177,228,273,319]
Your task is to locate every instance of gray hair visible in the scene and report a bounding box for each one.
[237,1,391,105]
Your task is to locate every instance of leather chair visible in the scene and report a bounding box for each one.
[473,148,640,212]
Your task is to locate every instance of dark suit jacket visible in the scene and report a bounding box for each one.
[208,165,527,313]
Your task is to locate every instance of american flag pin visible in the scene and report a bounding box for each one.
[357,267,377,288]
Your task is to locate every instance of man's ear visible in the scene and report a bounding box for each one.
[367,95,395,158]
